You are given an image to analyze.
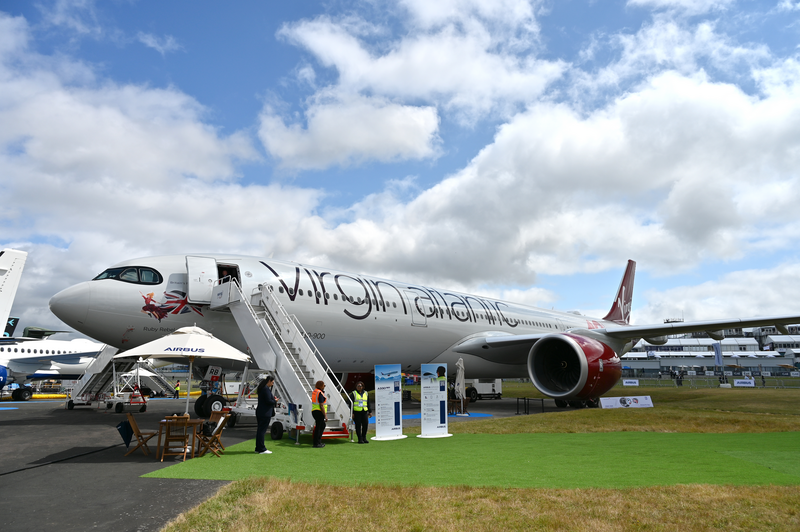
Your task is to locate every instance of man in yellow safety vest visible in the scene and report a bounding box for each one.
[351,381,371,444]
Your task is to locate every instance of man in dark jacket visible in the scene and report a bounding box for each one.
[255,376,277,454]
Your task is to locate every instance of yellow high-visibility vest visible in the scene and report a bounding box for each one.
[353,390,368,411]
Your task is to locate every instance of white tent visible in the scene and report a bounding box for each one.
[114,326,250,414]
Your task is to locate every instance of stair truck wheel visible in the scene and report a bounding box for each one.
[139,405,147,412]
[67,400,75,410]
[203,394,225,418]
[115,402,123,413]
[106,402,113,409]
[467,387,478,403]
[19,388,32,401]
[193,395,207,417]
[11,389,20,401]
[270,421,284,440]
[554,399,568,408]
[227,413,237,428]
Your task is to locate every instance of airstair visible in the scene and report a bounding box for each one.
[210,280,352,440]
[66,344,125,408]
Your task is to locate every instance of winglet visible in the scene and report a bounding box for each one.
[603,260,635,325]
[0,249,28,336]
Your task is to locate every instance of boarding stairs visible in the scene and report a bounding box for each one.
[139,360,177,396]
[67,345,127,405]
[211,281,352,439]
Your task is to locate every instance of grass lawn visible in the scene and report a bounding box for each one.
[158,386,800,532]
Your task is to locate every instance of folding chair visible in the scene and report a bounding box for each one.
[125,412,157,456]
[197,413,229,457]
[161,414,191,462]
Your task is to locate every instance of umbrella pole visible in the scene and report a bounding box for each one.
[185,357,193,415]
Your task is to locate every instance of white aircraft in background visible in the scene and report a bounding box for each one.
[0,248,104,400]
[49,254,800,407]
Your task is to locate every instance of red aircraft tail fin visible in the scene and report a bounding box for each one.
[603,260,636,325]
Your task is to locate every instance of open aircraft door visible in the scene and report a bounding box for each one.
[186,256,218,304]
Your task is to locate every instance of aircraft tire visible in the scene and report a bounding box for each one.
[11,389,20,401]
[554,399,568,408]
[568,400,585,409]
[203,394,225,417]
[115,402,123,413]
[19,388,32,401]
[194,395,207,417]
[586,398,600,408]
[467,387,478,402]
[270,422,284,440]
[67,400,75,410]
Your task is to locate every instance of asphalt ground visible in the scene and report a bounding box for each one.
[0,395,547,532]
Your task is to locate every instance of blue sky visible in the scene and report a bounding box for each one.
[3,0,800,332]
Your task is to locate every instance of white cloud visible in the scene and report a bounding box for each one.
[258,95,440,169]
[38,0,104,37]
[137,32,183,56]
[636,263,800,324]
[627,0,735,16]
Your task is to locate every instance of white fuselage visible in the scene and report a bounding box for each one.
[0,338,102,382]
[49,254,616,378]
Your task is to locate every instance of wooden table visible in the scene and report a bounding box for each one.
[156,418,204,460]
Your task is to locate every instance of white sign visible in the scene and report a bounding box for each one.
[792,372,800,378]
[418,364,451,438]
[373,364,406,441]
[600,396,654,409]
[622,379,639,386]
[762,372,771,377]
[734,379,755,387]
[203,365,222,382]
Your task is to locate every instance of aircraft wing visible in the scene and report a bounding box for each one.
[453,333,550,365]
[601,314,800,340]
[453,314,800,364]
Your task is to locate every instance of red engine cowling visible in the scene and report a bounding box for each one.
[527,333,621,400]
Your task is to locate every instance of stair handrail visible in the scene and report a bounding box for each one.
[259,284,352,415]
[227,281,318,404]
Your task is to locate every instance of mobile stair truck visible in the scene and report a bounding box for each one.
[209,280,352,443]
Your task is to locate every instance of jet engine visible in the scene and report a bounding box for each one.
[527,333,621,400]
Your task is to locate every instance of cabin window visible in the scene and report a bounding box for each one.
[392,302,397,308]
[278,286,284,294]
[325,293,330,299]
[316,291,321,298]
[333,294,338,301]
[299,289,304,296]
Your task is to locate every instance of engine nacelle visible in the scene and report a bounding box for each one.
[527,333,621,400]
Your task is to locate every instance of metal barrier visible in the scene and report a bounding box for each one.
[516,397,545,415]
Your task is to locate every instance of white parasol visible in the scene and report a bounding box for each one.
[114,326,250,414]
[454,357,467,415]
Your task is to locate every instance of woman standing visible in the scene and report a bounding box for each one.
[255,376,277,455]
[311,380,327,448]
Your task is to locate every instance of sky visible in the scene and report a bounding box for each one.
[3,0,800,336]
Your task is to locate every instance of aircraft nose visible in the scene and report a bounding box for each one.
[49,282,91,327]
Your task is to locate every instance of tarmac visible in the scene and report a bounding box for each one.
[0,395,552,531]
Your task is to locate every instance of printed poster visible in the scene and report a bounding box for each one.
[599,396,654,409]
[418,364,452,438]
[373,364,406,441]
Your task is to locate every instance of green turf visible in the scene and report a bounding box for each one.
[144,431,800,489]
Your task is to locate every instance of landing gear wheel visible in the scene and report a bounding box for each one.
[194,395,207,417]
[270,422,284,440]
[586,398,600,408]
[467,387,478,403]
[115,402,123,413]
[139,405,147,413]
[568,400,586,409]
[554,399,568,408]
[203,394,226,418]
[227,413,237,428]
[11,389,20,401]
[67,400,75,410]
[19,388,32,401]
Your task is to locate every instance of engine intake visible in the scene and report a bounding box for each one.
[527,333,621,400]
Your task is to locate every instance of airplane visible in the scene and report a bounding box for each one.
[0,248,105,400]
[48,254,800,408]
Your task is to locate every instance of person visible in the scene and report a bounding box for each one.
[174,380,180,399]
[311,380,327,448]
[255,375,277,455]
[351,381,371,444]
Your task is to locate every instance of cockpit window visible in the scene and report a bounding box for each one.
[93,267,163,285]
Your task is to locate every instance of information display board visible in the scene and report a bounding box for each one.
[373,364,406,441]
[418,363,451,438]
[600,396,654,409]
